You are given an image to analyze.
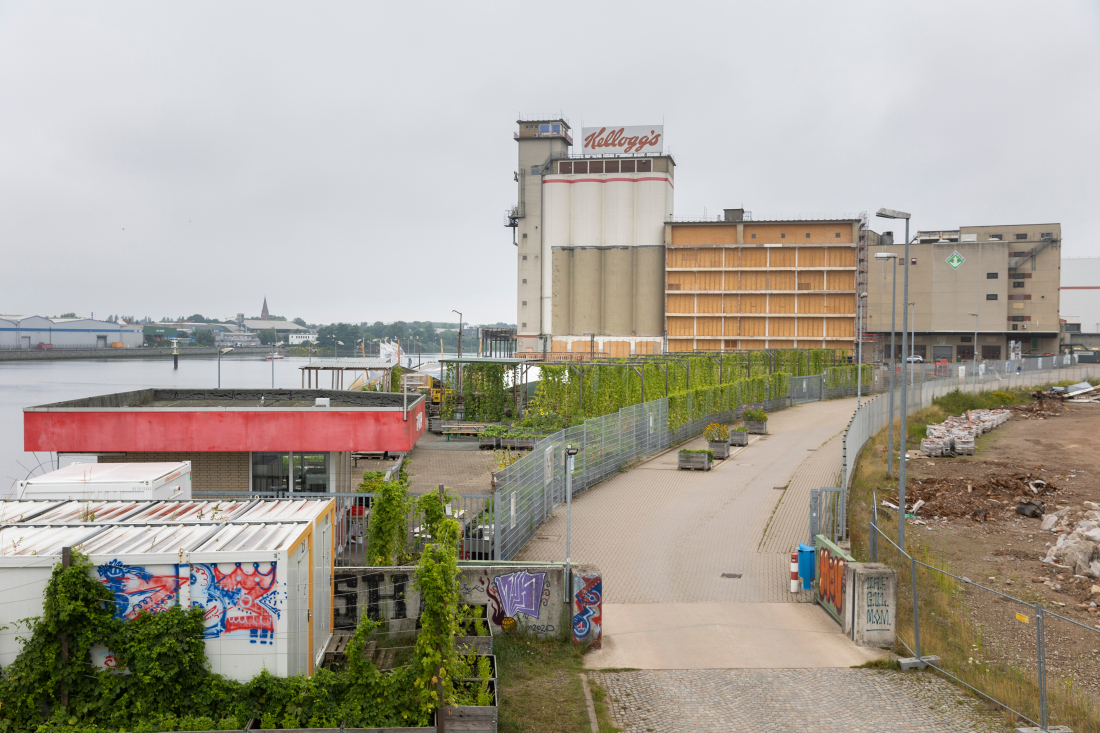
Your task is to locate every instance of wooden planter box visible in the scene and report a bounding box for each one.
[500,438,516,449]
[512,438,535,451]
[746,420,768,435]
[708,441,730,459]
[460,654,497,681]
[457,612,494,655]
[678,452,711,471]
[729,431,749,446]
[479,436,499,450]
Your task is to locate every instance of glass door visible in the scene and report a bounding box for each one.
[292,452,329,494]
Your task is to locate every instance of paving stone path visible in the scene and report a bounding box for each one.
[592,669,1005,733]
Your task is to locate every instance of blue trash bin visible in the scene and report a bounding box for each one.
[798,543,815,590]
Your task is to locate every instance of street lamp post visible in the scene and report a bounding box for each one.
[565,445,579,587]
[967,312,979,389]
[874,252,899,477]
[876,208,911,552]
[857,292,868,407]
[452,310,464,402]
[909,303,916,386]
[218,347,233,388]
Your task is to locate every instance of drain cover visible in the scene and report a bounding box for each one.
[773,486,785,490]
[721,573,742,579]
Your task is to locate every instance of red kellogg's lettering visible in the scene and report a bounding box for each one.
[584,127,661,154]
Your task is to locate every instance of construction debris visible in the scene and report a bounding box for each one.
[1043,505,1100,579]
[920,408,1010,457]
[888,469,1060,521]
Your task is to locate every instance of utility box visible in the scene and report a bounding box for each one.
[797,543,815,590]
[843,563,897,647]
[17,462,192,501]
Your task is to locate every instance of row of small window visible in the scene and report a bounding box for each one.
[988,232,1052,241]
[985,293,1034,299]
[558,159,653,174]
[751,233,844,239]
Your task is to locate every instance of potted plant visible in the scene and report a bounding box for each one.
[729,425,750,446]
[678,448,713,471]
[743,407,768,434]
[704,423,730,459]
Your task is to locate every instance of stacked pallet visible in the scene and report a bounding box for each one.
[921,408,1010,457]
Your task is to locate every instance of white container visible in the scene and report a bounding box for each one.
[17,462,192,501]
[0,497,336,683]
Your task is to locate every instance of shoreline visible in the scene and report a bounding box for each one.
[0,346,278,362]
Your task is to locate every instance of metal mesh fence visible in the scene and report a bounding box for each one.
[870,517,1100,731]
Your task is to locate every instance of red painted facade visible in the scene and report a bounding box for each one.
[25,403,426,453]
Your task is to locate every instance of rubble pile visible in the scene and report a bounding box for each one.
[891,470,1059,522]
[1013,391,1067,419]
[920,408,1010,457]
[1042,501,1100,579]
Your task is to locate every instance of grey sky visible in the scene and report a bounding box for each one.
[1,1,1097,326]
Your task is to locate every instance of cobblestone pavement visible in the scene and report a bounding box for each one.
[591,669,1006,732]
[516,397,858,603]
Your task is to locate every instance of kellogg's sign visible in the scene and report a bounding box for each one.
[581,125,663,155]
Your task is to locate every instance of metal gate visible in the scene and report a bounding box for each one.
[790,374,823,404]
[809,487,843,545]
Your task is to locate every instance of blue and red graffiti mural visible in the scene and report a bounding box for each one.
[572,574,602,648]
[815,546,847,624]
[95,560,281,643]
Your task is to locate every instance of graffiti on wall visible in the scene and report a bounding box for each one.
[95,560,281,643]
[815,546,847,624]
[486,570,547,632]
[572,574,602,648]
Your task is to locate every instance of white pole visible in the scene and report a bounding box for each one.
[857,295,863,407]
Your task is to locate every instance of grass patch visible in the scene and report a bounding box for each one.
[847,381,1100,732]
[497,633,617,733]
[588,677,621,733]
[851,657,901,670]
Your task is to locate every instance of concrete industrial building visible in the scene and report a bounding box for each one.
[0,315,143,349]
[664,211,864,352]
[866,223,1062,361]
[510,118,672,356]
[1060,257,1100,350]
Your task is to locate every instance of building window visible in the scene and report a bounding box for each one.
[990,234,1003,241]
[522,322,526,327]
[1013,281,1025,288]
[522,301,527,306]
[1032,338,1039,349]
[531,165,539,174]
[835,232,841,238]
[961,335,973,342]
[1041,232,1053,239]
[1012,324,1018,330]
[1012,251,1027,258]
[751,234,756,239]
[805,233,811,238]
[911,258,917,265]
[522,255,527,260]
[957,345,974,361]
[559,161,572,174]
[252,452,328,495]
[1066,323,1082,333]
[986,294,998,300]
[636,159,652,172]
[781,233,786,239]
[986,272,998,279]
[982,345,1002,359]
[522,279,527,284]
[1015,233,1028,240]
[620,160,635,172]
[589,161,604,173]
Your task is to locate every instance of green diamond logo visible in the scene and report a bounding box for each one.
[946,251,965,270]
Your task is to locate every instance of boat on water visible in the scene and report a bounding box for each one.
[265,354,284,360]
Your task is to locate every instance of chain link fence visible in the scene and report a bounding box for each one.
[870,510,1100,731]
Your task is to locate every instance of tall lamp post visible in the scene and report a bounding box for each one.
[874,252,899,477]
[967,312,979,388]
[876,207,911,551]
[856,292,868,407]
[452,309,464,401]
[909,303,916,386]
[218,347,233,388]
[565,445,579,587]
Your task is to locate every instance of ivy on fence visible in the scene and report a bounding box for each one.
[824,364,874,391]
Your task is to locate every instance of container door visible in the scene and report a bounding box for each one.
[293,542,309,676]
[315,520,331,660]
[96,335,107,348]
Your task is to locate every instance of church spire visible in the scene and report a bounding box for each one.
[261,297,269,321]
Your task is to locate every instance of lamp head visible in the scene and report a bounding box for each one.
[566,444,579,456]
[874,252,898,260]
[859,292,868,299]
[967,312,978,317]
[876,207,911,220]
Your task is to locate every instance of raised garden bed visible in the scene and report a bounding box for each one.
[678,449,712,471]
[746,420,768,435]
[729,429,749,446]
[708,441,730,459]
[479,436,499,450]
[457,605,494,655]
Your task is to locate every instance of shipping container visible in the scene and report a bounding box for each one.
[16,462,192,501]
[0,497,335,682]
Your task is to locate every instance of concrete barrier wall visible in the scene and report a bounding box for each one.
[334,564,573,640]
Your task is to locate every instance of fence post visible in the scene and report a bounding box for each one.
[493,482,501,561]
[808,490,819,546]
[911,556,921,663]
[870,513,877,563]
[1037,604,1047,729]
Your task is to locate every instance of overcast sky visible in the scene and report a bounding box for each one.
[1,1,1097,326]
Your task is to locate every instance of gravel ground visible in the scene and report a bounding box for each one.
[591,668,1008,732]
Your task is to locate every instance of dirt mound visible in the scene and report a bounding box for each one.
[888,465,1060,521]
[1012,392,1066,419]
